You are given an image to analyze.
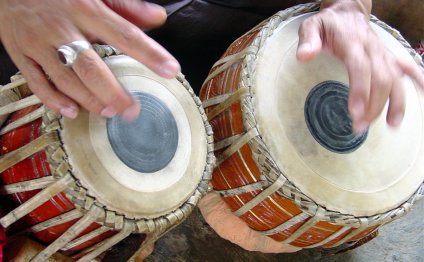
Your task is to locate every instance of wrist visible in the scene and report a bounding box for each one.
[320,0,372,17]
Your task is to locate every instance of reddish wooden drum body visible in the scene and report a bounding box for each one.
[0,106,115,256]
[200,28,377,248]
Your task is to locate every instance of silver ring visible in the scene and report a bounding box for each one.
[57,40,91,67]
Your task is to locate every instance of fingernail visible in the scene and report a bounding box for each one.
[350,99,364,120]
[145,2,166,12]
[353,121,368,134]
[101,106,118,118]
[159,60,180,79]
[390,113,403,127]
[60,106,79,119]
[298,43,312,55]
[142,2,167,23]
[122,102,141,122]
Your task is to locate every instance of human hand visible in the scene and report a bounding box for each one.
[0,0,180,121]
[296,0,424,133]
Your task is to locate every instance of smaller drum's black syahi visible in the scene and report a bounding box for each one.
[107,92,179,173]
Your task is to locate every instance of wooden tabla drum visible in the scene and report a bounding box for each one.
[200,3,424,249]
[0,45,214,261]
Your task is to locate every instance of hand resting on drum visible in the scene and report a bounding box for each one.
[0,0,180,121]
[297,0,424,133]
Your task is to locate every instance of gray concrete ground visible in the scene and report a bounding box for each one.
[146,199,423,262]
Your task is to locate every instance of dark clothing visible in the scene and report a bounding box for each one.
[0,1,311,90]
[148,0,311,92]
[0,44,17,85]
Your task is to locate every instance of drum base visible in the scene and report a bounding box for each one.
[4,237,74,262]
[145,202,424,260]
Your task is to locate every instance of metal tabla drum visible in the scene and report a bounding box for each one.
[0,45,214,261]
[200,3,424,249]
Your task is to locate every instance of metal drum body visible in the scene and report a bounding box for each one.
[200,3,424,248]
[0,46,214,261]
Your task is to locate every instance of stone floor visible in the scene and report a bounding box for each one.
[145,199,423,262]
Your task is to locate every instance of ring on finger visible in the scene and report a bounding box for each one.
[57,40,91,67]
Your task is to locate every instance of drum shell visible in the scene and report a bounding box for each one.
[0,48,214,260]
[199,12,380,248]
[0,106,115,255]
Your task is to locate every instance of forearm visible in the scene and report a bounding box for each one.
[320,0,372,16]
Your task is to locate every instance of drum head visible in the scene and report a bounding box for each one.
[61,55,208,219]
[253,13,424,216]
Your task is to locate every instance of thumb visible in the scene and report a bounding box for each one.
[296,16,323,62]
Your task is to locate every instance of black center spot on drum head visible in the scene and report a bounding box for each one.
[304,81,368,154]
[107,92,179,173]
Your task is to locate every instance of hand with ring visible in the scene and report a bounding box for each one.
[0,0,180,121]
[297,0,424,133]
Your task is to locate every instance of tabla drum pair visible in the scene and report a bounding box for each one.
[0,45,214,261]
[200,3,424,249]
